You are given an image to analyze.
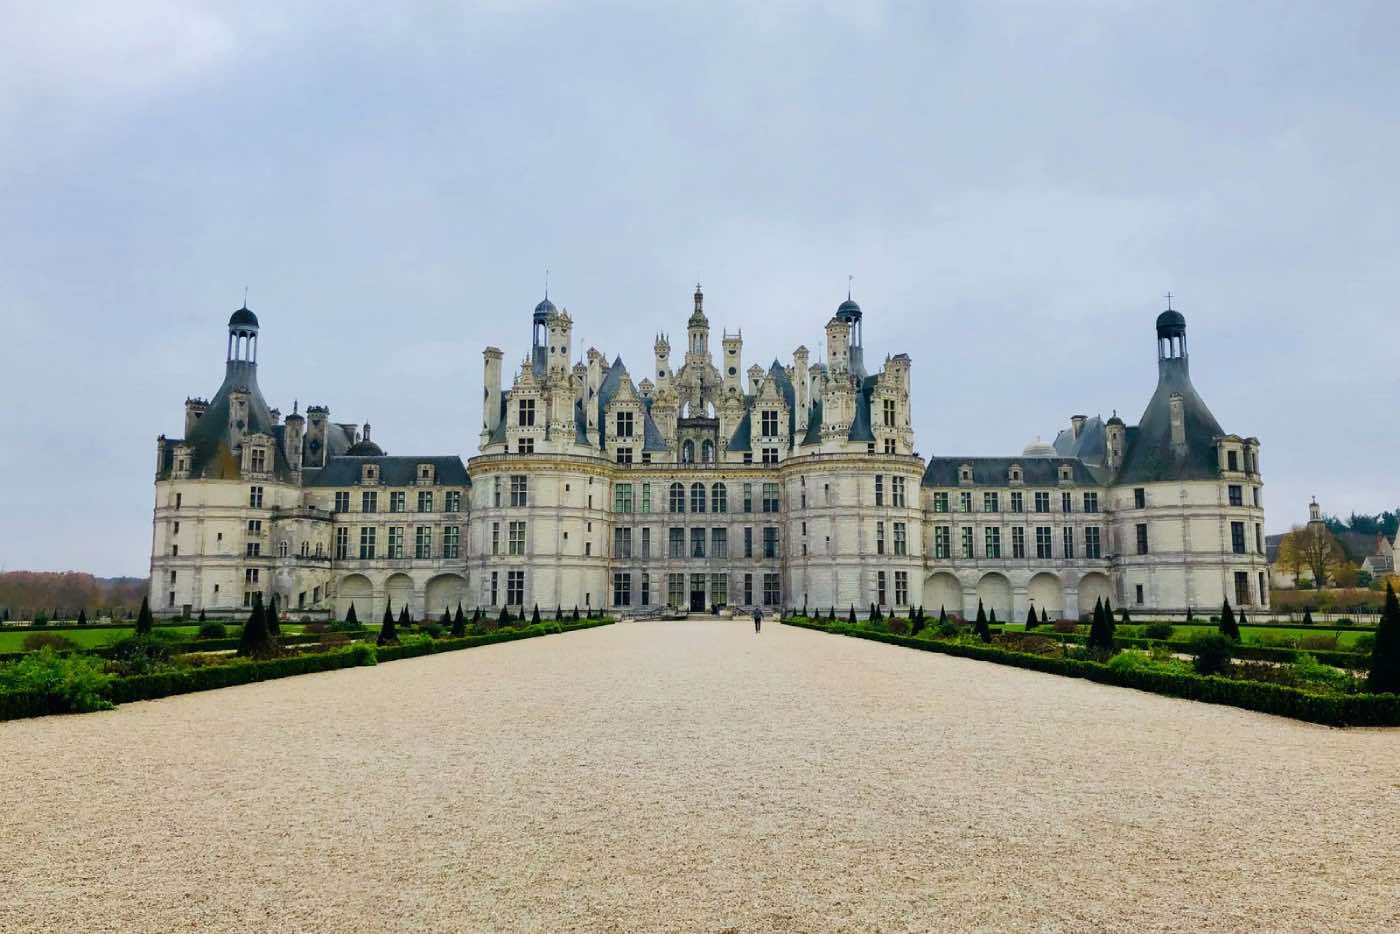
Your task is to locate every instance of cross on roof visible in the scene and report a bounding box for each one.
[1165,291,1173,310]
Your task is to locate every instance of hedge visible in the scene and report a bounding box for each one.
[783,619,1400,727]
[1,619,615,720]
[1030,630,1366,669]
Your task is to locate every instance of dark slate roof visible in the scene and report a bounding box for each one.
[922,456,1099,487]
[168,359,288,481]
[1052,415,1107,467]
[766,360,797,441]
[344,439,385,457]
[304,455,470,487]
[643,408,668,451]
[1114,357,1224,484]
[728,410,753,452]
[847,375,877,443]
[800,401,823,446]
[489,396,509,446]
[228,305,258,328]
[595,357,630,447]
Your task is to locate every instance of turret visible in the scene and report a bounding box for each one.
[531,295,556,375]
[184,397,208,437]
[1105,412,1125,472]
[547,309,573,375]
[722,330,743,396]
[227,388,251,453]
[825,316,851,375]
[792,346,810,423]
[305,405,330,468]
[686,284,709,361]
[482,347,504,443]
[654,333,672,386]
[284,405,305,474]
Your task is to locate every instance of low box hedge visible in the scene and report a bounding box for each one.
[784,619,1400,727]
[1032,630,1365,669]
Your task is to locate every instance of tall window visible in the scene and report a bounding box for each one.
[613,572,632,606]
[1034,491,1050,513]
[1083,491,1098,513]
[763,527,779,559]
[1134,487,1146,509]
[959,491,972,512]
[983,492,999,513]
[894,522,907,556]
[616,411,634,438]
[985,527,1001,558]
[444,491,461,512]
[1084,526,1101,559]
[1234,571,1250,606]
[690,483,707,513]
[883,398,896,427]
[935,526,951,559]
[690,528,705,558]
[669,483,685,513]
[641,483,652,513]
[761,447,778,465]
[1062,527,1074,559]
[443,526,460,559]
[1010,491,1024,513]
[761,483,780,513]
[615,447,632,465]
[388,526,404,559]
[894,571,908,606]
[387,491,402,512]
[744,573,754,605]
[1136,523,1149,555]
[250,485,264,508]
[415,526,432,559]
[761,410,779,436]
[359,527,376,559]
[1231,521,1246,554]
[417,490,433,513]
[876,521,886,555]
[1061,491,1072,513]
[669,527,685,558]
[712,527,728,558]
[518,398,536,426]
[1227,450,1239,471]
[892,477,906,507]
[508,521,526,556]
[506,570,524,606]
[1012,526,1026,559]
[614,484,634,513]
[668,573,685,608]
[762,573,780,606]
[362,491,377,513]
[744,527,754,558]
[877,571,887,605]
[933,492,949,513]
[710,574,727,606]
[1035,526,1053,559]
[961,527,973,559]
[488,572,498,606]
[334,527,349,560]
[614,527,632,559]
[875,475,884,506]
[1228,485,1243,507]
[712,483,727,513]
[743,483,754,512]
[250,448,267,472]
[641,527,652,559]
[510,475,528,507]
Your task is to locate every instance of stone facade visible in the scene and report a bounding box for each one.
[150,290,1268,620]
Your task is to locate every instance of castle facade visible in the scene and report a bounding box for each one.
[150,288,1269,621]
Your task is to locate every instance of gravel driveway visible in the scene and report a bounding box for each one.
[2,621,1396,932]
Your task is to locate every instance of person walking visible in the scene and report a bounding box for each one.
[753,607,763,634]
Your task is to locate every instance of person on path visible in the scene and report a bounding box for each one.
[753,607,763,633]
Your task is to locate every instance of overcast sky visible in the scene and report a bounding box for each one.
[2,1,1397,576]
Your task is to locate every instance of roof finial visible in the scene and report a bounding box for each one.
[293,399,299,414]
[242,285,249,309]
[544,268,549,300]
[1165,290,1173,310]
[848,274,854,300]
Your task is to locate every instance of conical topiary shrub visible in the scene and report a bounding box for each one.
[77,608,88,626]
[1025,606,1038,630]
[1040,607,1048,626]
[848,605,857,625]
[345,603,359,627]
[573,606,580,622]
[378,604,399,646]
[1087,597,1114,654]
[1219,600,1240,641]
[532,604,542,626]
[237,594,276,658]
[1119,607,1131,627]
[1367,583,1400,694]
[266,593,281,637]
[135,596,154,635]
[974,600,991,643]
[399,605,411,631]
[499,605,512,627]
[1237,608,1248,629]
[1302,607,1314,626]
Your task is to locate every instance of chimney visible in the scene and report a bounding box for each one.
[305,405,330,468]
[284,408,305,475]
[483,347,503,440]
[1071,414,1087,439]
[184,398,208,437]
[1168,393,1186,451]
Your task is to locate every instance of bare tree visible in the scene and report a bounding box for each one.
[1276,523,1346,588]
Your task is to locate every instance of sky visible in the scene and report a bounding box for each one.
[1,1,1397,577]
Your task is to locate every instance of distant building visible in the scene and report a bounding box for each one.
[150,291,1268,619]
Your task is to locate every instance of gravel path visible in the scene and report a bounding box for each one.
[2,621,1396,933]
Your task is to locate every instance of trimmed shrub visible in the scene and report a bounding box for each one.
[1218,600,1240,642]
[452,603,466,638]
[378,605,400,646]
[345,603,360,627]
[974,601,991,644]
[135,596,153,636]
[1025,606,1038,630]
[1087,599,1114,654]
[532,604,542,626]
[266,594,281,637]
[420,622,445,639]
[1144,623,1175,641]
[1301,608,1314,626]
[1054,619,1078,634]
[1191,633,1234,676]
[197,622,228,640]
[237,596,277,659]
[22,633,78,653]
[76,609,88,626]
[0,649,113,713]
[349,642,377,666]
[1367,584,1400,694]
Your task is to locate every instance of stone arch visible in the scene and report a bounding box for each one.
[701,439,715,463]
[425,574,467,619]
[337,574,372,621]
[922,572,962,618]
[1027,572,1063,621]
[385,573,415,617]
[1077,572,1113,618]
[975,572,1012,620]
[682,439,695,464]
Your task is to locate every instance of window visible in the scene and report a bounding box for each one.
[1253,487,1261,508]
[616,411,634,438]
[1234,571,1250,606]
[691,483,707,513]
[507,570,525,606]
[892,477,906,507]
[1228,484,1243,507]
[884,439,896,454]
[883,398,896,427]
[389,491,405,512]
[517,436,534,453]
[488,572,498,606]
[358,527,376,559]
[245,542,260,558]
[983,492,999,513]
[510,475,528,507]
[641,573,651,605]
[744,527,754,558]
[518,398,536,426]
[876,521,886,555]
[669,483,685,513]
[1085,527,1101,559]
[1083,491,1098,513]
[710,574,727,606]
[668,573,685,608]
[1227,450,1239,472]
[762,446,780,465]
[669,527,684,559]
[508,521,526,556]
[334,527,349,560]
[712,528,728,558]
[443,526,460,559]
[961,527,974,559]
[934,492,949,513]
[985,527,1001,558]
[612,572,632,606]
[445,490,461,512]
[1034,491,1050,513]
[1062,527,1074,559]
[614,527,632,559]
[877,571,887,606]
[249,485,264,508]
[245,568,259,584]
[243,591,257,607]
[1011,526,1026,559]
[1135,583,1145,605]
[1259,572,1267,606]
[1231,521,1246,555]
[614,484,634,513]
[493,477,502,508]
[641,483,652,513]
[250,448,267,472]
[1010,491,1024,513]
[744,573,754,605]
[691,528,706,558]
[682,440,695,464]
[712,483,727,513]
[894,522,907,556]
[935,526,952,559]
[761,410,779,436]
[247,519,262,534]
[960,491,972,512]
[417,490,433,513]
[1134,488,1146,509]
[175,493,182,509]
[1035,526,1053,559]
[418,465,431,482]
[1061,492,1072,513]
[762,573,780,606]
[616,447,633,464]
[362,491,377,513]
[763,527,779,559]
[761,483,780,513]
[388,526,404,559]
[894,571,908,606]
[743,483,754,513]
[1256,523,1263,555]
[1136,523,1149,555]
[875,475,884,506]
[415,526,432,559]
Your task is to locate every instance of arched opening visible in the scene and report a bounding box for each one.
[1077,572,1113,618]
[922,572,963,619]
[682,440,695,464]
[668,482,685,513]
[975,572,1012,620]
[425,574,467,619]
[711,482,727,513]
[385,573,415,617]
[1027,572,1063,621]
[690,482,706,513]
[337,574,372,621]
[701,439,714,463]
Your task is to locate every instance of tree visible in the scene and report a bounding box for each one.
[1367,583,1400,694]
[499,605,512,627]
[1218,600,1240,641]
[1185,606,1194,623]
[237,595,276,658]
[76,608,88,626]
[1332,563,1361,589]
[1025,606,1038,630]
[399,605,411,630]
[556,605,564,622]
[1276,523,1347,587]
[1237,608,1249,628]
[1087,598,1115,654]
[441,607,452,628]
[135,596,153,635]
[197,608,206,623]
[1301,607,1313,626]
[938,605,948,627]
[1120,608,1132,626]
[378,604,399,646]
[345,602,359,626]
[572,606,580,622]
[988,607,998,628]
[532,604,542,625]
[1040,607,1048,626]
[452,603,466,638]
[974,601,991,643]
[848,605,857,625]
[1104,597,1114,621]
[266,594,281,637]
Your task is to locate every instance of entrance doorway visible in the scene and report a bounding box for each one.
[690,574,707,612]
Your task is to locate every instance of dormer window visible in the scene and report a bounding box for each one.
[761,410,779,436]
[1226,449,1239,472]
[616,411,634,438]
[1009,465,1022,483]
[959,465,973,484]
[418,464,435,483]
[1060,465,1072,482]
[518,398,536,427]
[250,447,267,473]
[363,465,378,483]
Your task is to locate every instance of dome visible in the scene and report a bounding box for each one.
[1023,437,1056,457]
[1155,308,1186,333]
[228,305,259,329]
[836,298,862,321]
[344,439,384,457]
[534,297,557,316]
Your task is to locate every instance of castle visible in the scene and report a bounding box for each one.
[150,287,1269,621]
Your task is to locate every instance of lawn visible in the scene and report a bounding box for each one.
[0,624,310,653]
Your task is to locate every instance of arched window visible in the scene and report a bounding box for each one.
[690,482,707,513]
[278,540,289,558]
[300,541,309,557]
[712,483,727,513]
[701,439,715,463]
[315,542,324,557]
[682,440,695,464]
[669,482,685,513]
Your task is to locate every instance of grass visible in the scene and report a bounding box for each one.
[1002,623,1371,649]
[0,624,309,653]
